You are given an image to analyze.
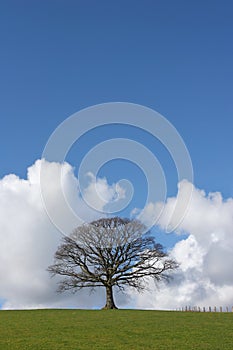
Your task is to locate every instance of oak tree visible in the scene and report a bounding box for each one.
[48,217,178,309]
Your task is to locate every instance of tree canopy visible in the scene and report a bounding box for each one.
[48,217,178,309]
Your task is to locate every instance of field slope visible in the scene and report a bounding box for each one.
[0,309,232,349]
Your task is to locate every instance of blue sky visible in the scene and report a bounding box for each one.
[0,0,232,197]
[0,1,233,309]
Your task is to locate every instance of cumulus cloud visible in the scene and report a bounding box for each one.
[0,159,126,309]
[82,172,126,213]
[1,161,233,310]
[131,181,233,310]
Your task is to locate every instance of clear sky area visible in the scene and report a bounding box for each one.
[0,1,233,310]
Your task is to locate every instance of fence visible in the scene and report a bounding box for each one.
[177,306,233,312]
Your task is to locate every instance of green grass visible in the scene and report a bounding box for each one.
[0,309,232,349]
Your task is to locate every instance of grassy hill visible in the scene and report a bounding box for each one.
[0,309,232,349]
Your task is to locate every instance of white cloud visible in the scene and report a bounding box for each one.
[82,172,126,212]
[0,159,126,309]
[131,181,233,310]
[1,162,233,311]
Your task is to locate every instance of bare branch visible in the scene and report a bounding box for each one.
[48,217,178,308]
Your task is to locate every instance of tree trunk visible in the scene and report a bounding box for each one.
[103,285,117,309]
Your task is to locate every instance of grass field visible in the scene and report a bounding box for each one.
[0,309,232,349]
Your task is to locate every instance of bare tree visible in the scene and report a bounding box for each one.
[48,217,178,309]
